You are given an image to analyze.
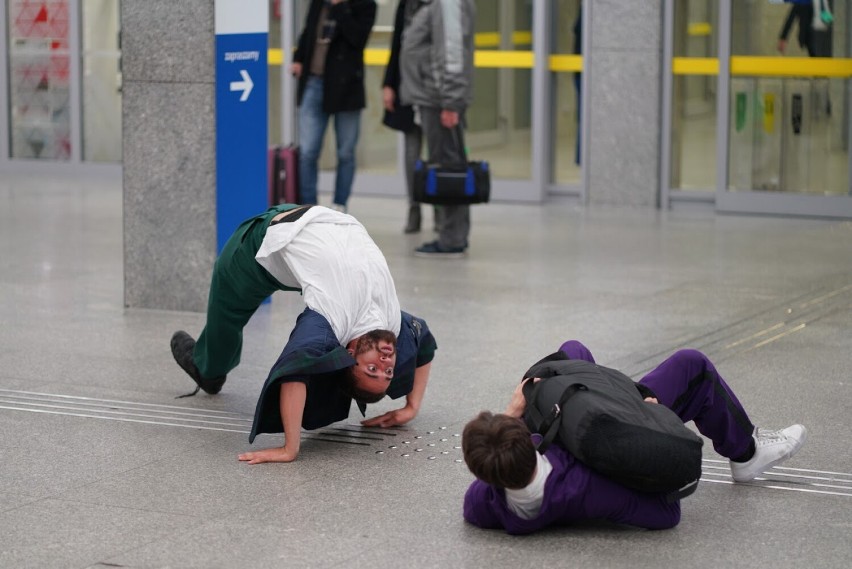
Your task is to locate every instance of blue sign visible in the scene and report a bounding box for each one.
[215,1,268,252]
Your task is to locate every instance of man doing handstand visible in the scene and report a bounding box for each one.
[170,204,437,463]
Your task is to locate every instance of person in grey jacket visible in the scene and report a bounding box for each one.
[399,0,476,257]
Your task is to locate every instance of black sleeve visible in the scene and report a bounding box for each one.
[779,6,796,40]
[329,0,377,52]
[383,0,406,88]
[277,374,310,384]
[415,329,437,367]
[294,0,319,63]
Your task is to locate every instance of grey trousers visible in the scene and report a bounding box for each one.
[418,107,471,249]
[404,125,423,206]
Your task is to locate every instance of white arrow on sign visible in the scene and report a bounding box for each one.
[230,69,254,102]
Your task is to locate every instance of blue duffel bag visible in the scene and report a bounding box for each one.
[413,159,490,205]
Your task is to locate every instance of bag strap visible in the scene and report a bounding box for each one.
[535,383,588,454]
[451,124,468,163]
[666,479,699,503]
[521,379,546,429]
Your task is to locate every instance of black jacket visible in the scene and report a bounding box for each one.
[294,0,377,113]
[382,0,406,93]
[779,1,833,57]
[779,5,813,51]
[381,0,416,132]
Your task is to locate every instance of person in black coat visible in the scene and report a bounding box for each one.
[291,0,377,211]
[381,0,441,235]
[777,0,833,57]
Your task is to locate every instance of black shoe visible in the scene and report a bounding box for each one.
[413,240,467,258]
[170,331,226,395]
[404,204,422,234]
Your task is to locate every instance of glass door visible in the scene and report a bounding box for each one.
[550,0,583,191]
[717,0,852,217]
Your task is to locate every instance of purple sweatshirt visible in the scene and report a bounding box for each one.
[463,439,681,535]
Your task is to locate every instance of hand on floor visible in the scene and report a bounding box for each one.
[361,406,417,428]
[238,446,298,464]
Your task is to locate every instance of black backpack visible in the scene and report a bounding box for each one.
[522,355,703,499]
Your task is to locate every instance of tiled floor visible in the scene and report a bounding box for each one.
[1,171,851,568]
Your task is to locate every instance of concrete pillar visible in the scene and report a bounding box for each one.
[122,0,216,311]
[586,1,663,207]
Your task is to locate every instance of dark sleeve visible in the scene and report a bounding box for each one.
[383,0,406,88]
[416,327,437,367]
[293,0,318,63]
[385,315,436,399]
[572,7,582,55]
[463,481,506,530]
[330,0,377,52]
[277,374,310,384]
[779,6,796,40]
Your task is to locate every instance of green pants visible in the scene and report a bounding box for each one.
[193,203,302,379]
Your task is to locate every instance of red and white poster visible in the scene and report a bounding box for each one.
[9,1,71,159]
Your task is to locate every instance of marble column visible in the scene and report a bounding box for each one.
[586,1,663,207]
[122,0,216,311]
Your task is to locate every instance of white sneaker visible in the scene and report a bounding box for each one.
[330,203,347,214]
[729,424,807,482]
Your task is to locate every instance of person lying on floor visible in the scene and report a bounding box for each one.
[461,340,806,534]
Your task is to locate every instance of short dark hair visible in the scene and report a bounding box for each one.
[351,329,397,357]
[462,411,537,490]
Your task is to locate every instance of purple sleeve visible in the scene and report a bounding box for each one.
[462,481,505,530]
[580,471,681,530]
[558,340,596,363]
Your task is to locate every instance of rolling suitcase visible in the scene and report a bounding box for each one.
[268,144,300,205]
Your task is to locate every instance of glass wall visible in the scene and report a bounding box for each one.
[670,0,718,191]
[551,0,581,186]
[728,0,849,196]
[355,0,397,176]
[467,0,533,181]
[81,0,121,162]
[7,0,71,160]
[3,0,122,163]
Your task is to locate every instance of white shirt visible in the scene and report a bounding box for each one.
[255,207,401,346]
[504,452,553,520]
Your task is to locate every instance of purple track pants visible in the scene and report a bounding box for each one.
[558,340,755,459]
